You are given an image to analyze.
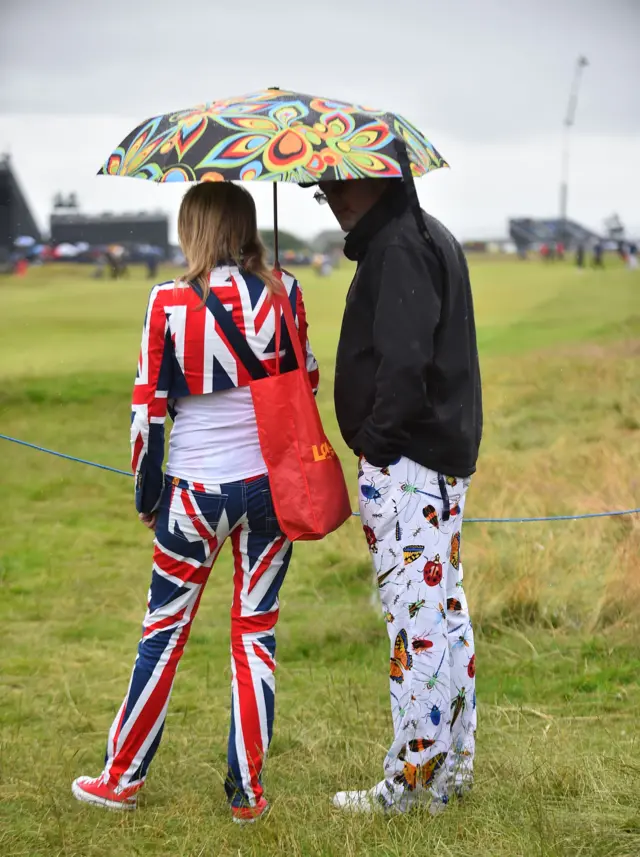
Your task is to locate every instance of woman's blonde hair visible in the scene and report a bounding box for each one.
[177,181,281,302]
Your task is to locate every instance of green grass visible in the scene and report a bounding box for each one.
[1,259,640,857]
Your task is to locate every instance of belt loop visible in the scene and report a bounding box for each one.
[438,473,451,522]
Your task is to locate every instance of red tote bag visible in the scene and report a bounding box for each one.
[250,292,352,541]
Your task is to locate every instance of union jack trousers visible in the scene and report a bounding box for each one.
[102,473,292,808]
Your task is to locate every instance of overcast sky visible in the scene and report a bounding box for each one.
[1,0,639,241]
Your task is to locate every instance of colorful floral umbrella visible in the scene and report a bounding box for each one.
[98,88,447,185]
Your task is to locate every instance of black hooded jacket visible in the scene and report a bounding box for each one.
[334,183,483,477]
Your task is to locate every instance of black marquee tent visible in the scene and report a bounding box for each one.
[0,155,42,263]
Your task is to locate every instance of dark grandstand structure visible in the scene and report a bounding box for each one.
[50,199,170,254]
[0,155,42,264]
[509,218,600,253]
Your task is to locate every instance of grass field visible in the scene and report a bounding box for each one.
[1,258,639,857]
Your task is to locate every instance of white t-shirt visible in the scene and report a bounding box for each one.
[166,387,267,484]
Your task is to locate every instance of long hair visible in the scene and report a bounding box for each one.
[177,182,281,303]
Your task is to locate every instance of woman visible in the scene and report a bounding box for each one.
[72,182,319,822]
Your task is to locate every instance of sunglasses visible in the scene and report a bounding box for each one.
[313,182,350,206]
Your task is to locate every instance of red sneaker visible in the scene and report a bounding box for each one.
[231,797,270,824]
[71,774,142,811]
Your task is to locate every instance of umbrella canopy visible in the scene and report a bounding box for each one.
[98,88,447,185]
[54,243,80,258]
[14,235,36,248]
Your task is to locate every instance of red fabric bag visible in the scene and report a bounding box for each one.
[195,279,352,541]
[250,291,352,541]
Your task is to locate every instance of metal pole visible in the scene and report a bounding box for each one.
[272,182,280,270]
[560,56,588,242]
[268,86,282,271]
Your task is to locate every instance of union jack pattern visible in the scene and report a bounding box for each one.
[102,473,292,808]
[131,266,319,514]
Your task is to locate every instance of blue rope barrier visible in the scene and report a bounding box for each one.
[0,434,132,477]
[1,433,638,524]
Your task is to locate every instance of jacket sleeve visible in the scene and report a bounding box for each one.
[131,285,171,514]
[350,243,442,466]
[294,280,320,394]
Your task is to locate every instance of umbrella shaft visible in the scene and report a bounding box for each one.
[273,183,280,270]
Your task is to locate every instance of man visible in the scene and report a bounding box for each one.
[316,177,482,814]
[592,241,604,268]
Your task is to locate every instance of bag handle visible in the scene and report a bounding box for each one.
[273,277,307,375]
[189,280,268,381]
[274,296,282,375]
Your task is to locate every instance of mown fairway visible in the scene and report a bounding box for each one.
[1,258,639,857]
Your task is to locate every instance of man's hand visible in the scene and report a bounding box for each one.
[138,512,157,531]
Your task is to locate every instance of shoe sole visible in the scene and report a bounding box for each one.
[71,780,137,812]
[232,804,270,825]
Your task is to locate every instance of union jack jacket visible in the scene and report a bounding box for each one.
[131,266,320,513]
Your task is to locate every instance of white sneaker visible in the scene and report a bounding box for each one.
[333,780,414,814]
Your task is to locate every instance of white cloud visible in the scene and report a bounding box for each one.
[1,0,639,141]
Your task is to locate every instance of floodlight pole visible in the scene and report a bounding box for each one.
[559,56,588,242]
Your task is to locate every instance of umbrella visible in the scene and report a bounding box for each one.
[14,235,36,248]
[54,243,80,258]
[99,88,448,261]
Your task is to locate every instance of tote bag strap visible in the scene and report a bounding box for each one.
[261,273,306,378]
[189,281,268,381]
[274,289,307,375]
[273,298,282,376]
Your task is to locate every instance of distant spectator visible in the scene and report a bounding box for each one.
[106,244,128,279]
[320,257,333,277]
[540,243,550,261]
[556,241,565,261]
[119,251,130,279]
[628,242,638,271]
[592,242,604,268]
[93,253,106,279]
[576,244,585,269]
[106,251,119,279]
[146,254,159,279]
[14,256,28,277]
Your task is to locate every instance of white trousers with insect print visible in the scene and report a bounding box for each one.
[359,455,476,809]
